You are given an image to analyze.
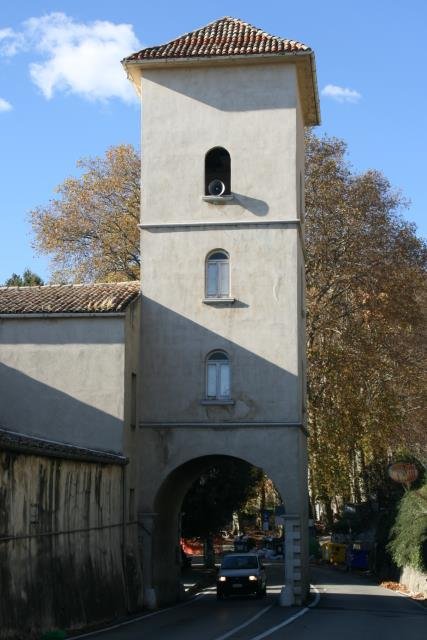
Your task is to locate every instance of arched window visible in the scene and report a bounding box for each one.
[206,250,229,298]
[205,147,231,196]
[206,351,230,400]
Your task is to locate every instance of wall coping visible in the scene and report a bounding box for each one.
[0,427,128,465]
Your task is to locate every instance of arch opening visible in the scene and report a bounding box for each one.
[205,147,231,196]
[146,455,287,607]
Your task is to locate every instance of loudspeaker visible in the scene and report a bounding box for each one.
[208,179,225,196]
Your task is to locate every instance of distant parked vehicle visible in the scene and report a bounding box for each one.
[234,535,256,553]
[216,553,267,600]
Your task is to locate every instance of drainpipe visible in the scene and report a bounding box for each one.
[121,464,129,611]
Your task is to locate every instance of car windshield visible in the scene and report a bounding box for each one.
[221,555,258,570]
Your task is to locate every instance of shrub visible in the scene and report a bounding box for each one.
[388,482,427,572]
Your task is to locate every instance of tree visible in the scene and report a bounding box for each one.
[181,460,263,539]
[388,480,427,572]
[30,145,140,283]
[30,139,426,520]
[305,132,426,520]
[5,269,44,286]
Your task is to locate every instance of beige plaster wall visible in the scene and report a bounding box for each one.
[0,317,126,452]
[141,62,299,225]
[137,58,310,606]
[140,225,302,424]
[122,298,142,514]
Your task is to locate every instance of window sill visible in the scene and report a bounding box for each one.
[202,195,234,204]
[203,297,235,305]
[201,400,235,406]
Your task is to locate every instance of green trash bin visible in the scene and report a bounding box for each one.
[41,631,66,640]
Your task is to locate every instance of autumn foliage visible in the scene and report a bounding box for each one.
[30,144,140,283]
[305,133,426,515]
[30,136,426,517]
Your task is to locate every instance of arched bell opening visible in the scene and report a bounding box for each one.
[205,147,231,196]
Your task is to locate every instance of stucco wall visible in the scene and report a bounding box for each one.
[141,62,299,225]
[0,317,126,452]
[140,226,302,423]
[137,57,309,606]
[122,299,142,516]
[0,450,142,639]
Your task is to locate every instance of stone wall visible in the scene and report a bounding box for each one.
[0,448,142,639]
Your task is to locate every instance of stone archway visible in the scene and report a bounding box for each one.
[137,426,309,608]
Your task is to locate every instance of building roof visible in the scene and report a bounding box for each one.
[123,16,310,62]
[0,427,128,465]
[0,281,140,315]
[122,17,320,126]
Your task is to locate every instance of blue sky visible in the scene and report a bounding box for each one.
[1,0,426,283]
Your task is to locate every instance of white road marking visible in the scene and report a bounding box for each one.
[70,582,321,640]
[71,593,207,639]
[309,584,321,607]
[246,585,320,640]
[211,604,274,640]
[211,584,320,640]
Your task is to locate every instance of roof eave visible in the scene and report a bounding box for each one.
[122,49,311,71]
[122,50,320,126]
[0,312,128,319]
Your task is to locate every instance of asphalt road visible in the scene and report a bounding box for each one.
[74,563,426,640]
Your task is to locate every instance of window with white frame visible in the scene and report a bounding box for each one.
[206,351,231,400]
[206,250,229,298]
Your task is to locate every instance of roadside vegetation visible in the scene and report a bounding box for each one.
[388,480,427,573]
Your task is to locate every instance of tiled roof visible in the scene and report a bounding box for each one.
[0,281,140,315]
[0,427,128,465]
[123,16,309,62]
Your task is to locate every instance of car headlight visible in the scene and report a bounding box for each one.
[218,576,227,582]
[248,575,258,581]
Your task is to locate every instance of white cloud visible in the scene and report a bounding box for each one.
[0,97,12,112]
[321,84,361,104]
[0,27,24,56]
[1,13,141,103]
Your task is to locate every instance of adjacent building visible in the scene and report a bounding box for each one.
[0,282,143,636]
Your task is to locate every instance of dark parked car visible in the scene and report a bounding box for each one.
[216,553,267,599]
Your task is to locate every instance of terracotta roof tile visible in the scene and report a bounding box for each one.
[123,17,309,63]
[0,281,140,315]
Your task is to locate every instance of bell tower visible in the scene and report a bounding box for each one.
[123,17,320,607]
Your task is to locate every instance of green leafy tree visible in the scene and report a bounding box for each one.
[5,269,44,286]
[181,460,263,539]
[388,481,427,572]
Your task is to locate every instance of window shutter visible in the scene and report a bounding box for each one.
[207,363,217,397]
[219,262,229,297]
[207,263,218,296]
[219,363,230,398]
